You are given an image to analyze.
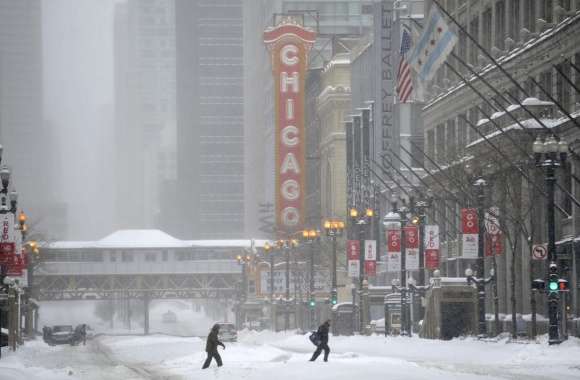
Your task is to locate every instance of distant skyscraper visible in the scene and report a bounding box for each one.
[0,0,64,239]
[175,0,244,239]
[114,0,176,231]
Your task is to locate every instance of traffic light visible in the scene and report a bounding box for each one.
[309,298,316,308]
[330,289,337,305]
[558,279,569,292]
[531,279,545,290]
[548,263,559,293]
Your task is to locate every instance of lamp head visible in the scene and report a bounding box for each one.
[0,166,10,190]
[18,210,27,224]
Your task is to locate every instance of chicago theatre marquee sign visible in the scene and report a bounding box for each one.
[264,19,316,234]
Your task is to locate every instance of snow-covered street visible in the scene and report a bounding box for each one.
[2,331,580,380]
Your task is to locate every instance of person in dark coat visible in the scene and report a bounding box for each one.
[80,324,87,345]
[202,324,226,369]
[309,320,330,362]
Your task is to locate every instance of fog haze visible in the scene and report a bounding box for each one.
[42,0,117,240]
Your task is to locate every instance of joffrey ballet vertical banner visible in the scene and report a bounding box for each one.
[264,19,316,234]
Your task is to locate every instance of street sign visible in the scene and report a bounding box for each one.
[532,244,547,260]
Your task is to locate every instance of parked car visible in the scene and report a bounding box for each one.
[217,322,237,342]
[162,310,177,323]
[43,324,86,346]
[46,325,74,345]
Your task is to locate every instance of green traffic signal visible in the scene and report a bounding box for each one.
[309,299,316,307]
[331,298,337,305]
[548,281,558,291]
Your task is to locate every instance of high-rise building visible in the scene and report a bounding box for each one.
[0,0,64,239]
[114,0,176,232]
[175,0,244,239]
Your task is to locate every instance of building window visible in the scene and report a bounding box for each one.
[122,252,134,262]
[458,32,468,71]
[427,130,435,168]
[468,107,479,143]
[524,0,536,32]
[482,8,492,51]
[145,252,157,262]
[436,124,446,164]
[556,61,572,112]
[544,0,554,24]
[440,199,447,242]
[447,119,457,161]
[162,251,168,261]
[511,0,521,41]
[469,18,479,65]
[110,252,117,262]
[495,1,506,50]
[458,115,467,154]
[539,70,553,101]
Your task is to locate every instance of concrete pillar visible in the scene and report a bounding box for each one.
[143,292,150,335]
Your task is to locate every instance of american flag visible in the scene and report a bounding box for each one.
[396,27,413,103]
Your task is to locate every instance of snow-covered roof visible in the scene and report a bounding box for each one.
[465,110,580,149]
[46,229,270,250]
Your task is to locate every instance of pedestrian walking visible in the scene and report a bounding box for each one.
[202,324,226,369]
[309,320,330,362]
[80,324,87,345]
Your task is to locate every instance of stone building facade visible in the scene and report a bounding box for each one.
[421,0,580,331]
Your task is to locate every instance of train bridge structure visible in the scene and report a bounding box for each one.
[35,230,267,302]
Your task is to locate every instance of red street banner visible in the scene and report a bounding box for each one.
[484,232,503,256]
[404,226,419,249]
[461,208,479,234]
[365,260,376,276]
[264,20,316,234]
[386,229,401,252]
[425,249,439,269]
[346,240,360,260]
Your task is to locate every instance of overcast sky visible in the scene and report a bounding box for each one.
[42,0,117,239]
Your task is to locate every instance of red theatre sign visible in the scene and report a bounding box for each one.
[264,19,316,234]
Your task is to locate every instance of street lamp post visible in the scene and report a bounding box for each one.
[473,176,488,337]
[276,239,298,331]
[384,197,412,336]
[323,220,344,307]
[533,135,568,345]
[235,253,251,330]
[465,267,495,336]
[263,242,276,330]
[302,229,320,330]
[349,207,374,333]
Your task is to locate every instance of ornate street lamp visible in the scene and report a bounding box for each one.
[533,134,568,345]
[302,228,320,329]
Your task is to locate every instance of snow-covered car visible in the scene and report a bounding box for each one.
[217,322,237,342]
[47,325,75,345]
[162,310,177,323]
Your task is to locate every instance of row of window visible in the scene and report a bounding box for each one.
[43,249,240,262]
[427,55,580,168]
[435,0,579,89]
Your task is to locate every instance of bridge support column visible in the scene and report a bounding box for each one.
[143,292,150,335]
